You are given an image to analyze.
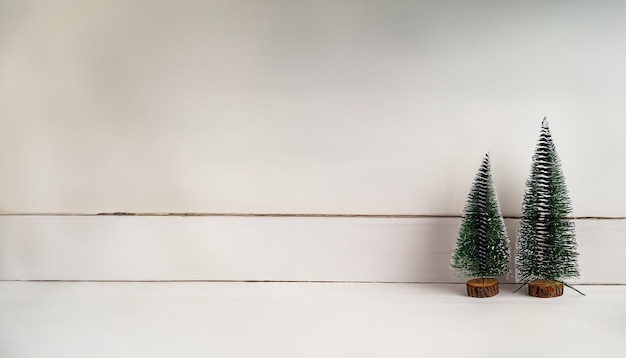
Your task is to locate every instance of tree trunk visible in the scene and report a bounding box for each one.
[528,280,564,298]
[466,278,499,298]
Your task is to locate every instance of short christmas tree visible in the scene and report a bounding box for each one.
[515,118,582,297]
[451,154,510,297]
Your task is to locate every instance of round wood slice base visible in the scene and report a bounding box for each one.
[528,280,564,298]
[466,278,499,298]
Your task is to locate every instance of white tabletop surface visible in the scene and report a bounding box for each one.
[0,282,624,358]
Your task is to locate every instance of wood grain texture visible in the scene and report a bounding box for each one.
[466,278,499,297]
[528,280,564,298]
[0,216,623,284]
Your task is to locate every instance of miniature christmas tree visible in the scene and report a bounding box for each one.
[451,154,510,297]
[515,118,581,297]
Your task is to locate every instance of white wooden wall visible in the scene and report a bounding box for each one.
[1,0,625,284]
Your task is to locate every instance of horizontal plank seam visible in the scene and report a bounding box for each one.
[1,280,622,286]
[0,213,625,220]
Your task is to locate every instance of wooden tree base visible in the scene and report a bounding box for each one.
[466,278,499,298]
[528,280,564,298]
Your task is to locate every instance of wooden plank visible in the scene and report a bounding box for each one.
[1,1,625,216]
[0,216,623,284]
[0,282,624,358]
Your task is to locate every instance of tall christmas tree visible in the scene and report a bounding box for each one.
[451,154,510,297]
[515,118,581,297]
